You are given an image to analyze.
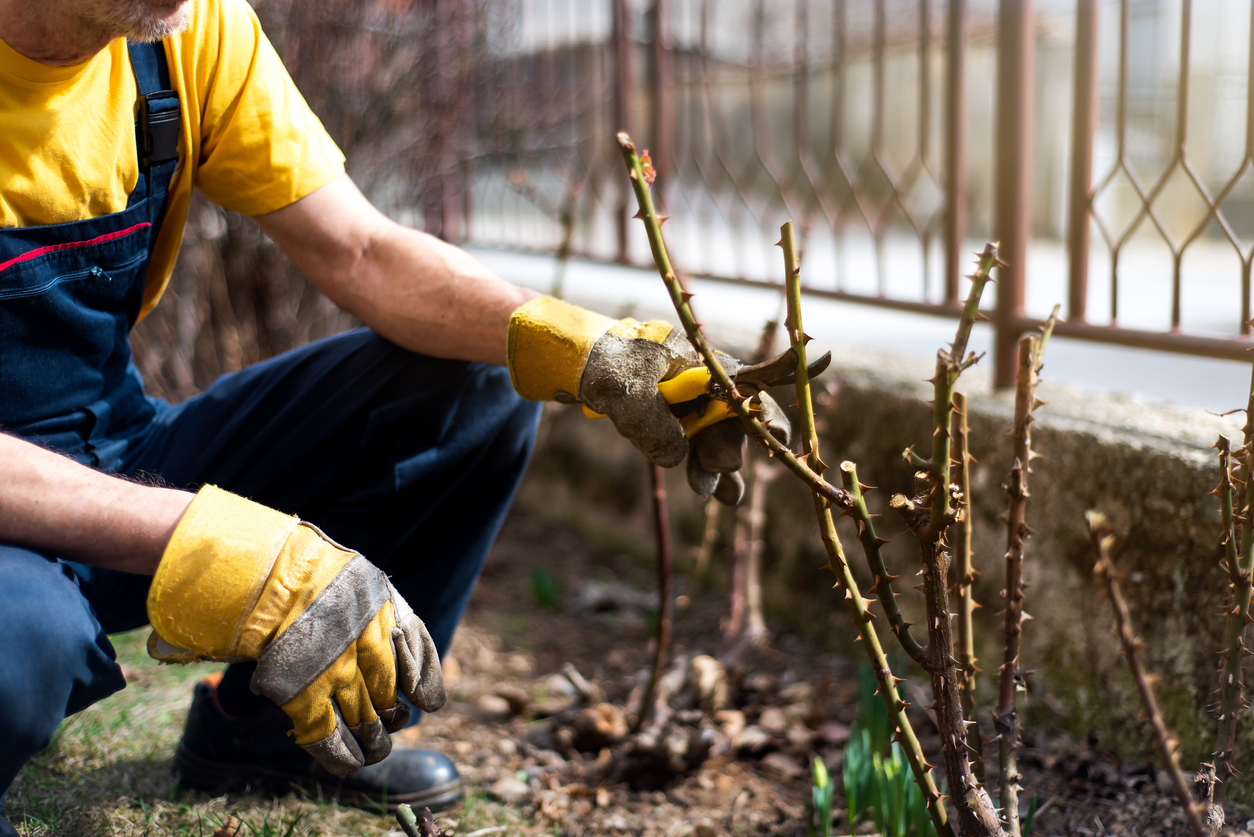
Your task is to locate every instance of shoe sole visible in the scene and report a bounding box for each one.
[173,741,465,814]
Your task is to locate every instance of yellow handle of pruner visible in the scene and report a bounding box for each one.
[581,366,727,437]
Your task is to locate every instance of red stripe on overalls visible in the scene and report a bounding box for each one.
[0,222,152,274]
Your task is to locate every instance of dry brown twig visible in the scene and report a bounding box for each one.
[719,317,786,652]
[636,463,675,732]
[1088,513,1210,837]
[723,458,778,659]
[1213,359,1254,792]
[996,308,1058,835]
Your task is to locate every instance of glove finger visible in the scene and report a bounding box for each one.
[378,700,412,733]
[756,391,791,447]
[604,391,689,468]
[353,601,414,733]
[335,672,392,767]
[284,688,366,776]
[388,584,447,712]
[713,471,746,505]
[356,603,400,707]
[686,451,719,497]
[692,419,745,474]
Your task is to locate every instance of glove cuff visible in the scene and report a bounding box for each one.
[508,296,616,400]
[147,485,299,661]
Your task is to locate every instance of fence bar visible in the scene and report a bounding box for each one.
[650,0,673,186]
[993,0,1035,389]
[1171,0,1193,332]
[614,0,634,262]
[1244,11,1254,336]
[943,0,967,306]
[1016,318,1254,363]
[1067,0,1099,324]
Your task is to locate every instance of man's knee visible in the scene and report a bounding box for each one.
[0,547,125,789]
[376,350,540,472]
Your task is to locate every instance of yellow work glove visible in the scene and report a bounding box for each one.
[507,296,790,504]
[147,486,445,775]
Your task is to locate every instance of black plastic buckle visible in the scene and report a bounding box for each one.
[138,90,181,168]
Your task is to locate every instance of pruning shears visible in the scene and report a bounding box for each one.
[582,347,833,437]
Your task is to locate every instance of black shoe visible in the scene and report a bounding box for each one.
[174,677,463,813]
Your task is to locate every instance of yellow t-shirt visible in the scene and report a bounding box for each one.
[0,0,346,319]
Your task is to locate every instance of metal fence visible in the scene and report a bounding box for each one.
[440,0,1254,387]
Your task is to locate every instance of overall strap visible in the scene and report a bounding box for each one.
[126,40,181,203]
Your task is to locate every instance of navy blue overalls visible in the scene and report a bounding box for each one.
[0,39,540,818]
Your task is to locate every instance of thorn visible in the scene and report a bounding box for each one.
[657,214,671,226]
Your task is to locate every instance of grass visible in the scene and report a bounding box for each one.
[6,630,530,837]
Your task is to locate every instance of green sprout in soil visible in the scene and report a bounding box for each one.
[842,665,941,837]
[529,566,562,612]
[810,756,834,837]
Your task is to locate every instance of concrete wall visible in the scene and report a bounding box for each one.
[514,349,1254,799]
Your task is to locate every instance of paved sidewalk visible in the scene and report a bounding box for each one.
[469,246,1253,414]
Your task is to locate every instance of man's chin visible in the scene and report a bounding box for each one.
[126,2,192,43]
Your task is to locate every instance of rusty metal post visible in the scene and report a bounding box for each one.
[1244,11,1254,335]
[614,0,635,262]
[650,0,673,187]
[1067,0,1099,324]
[943,0,967,306]
[993,0,1034,389]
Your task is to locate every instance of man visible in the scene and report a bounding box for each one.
[0,0,784,832]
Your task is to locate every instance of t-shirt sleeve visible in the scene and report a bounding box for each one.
[190,0,345,215]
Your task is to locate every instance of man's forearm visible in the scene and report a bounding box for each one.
[257,175,537,366]
[0,433,193,574]
[339,223,534,365]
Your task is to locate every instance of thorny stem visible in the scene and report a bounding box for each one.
[924,243,1000,542]
[690,497,723,591]
[552,187,577,299]
[994,309,1057,833]
[637,463,674,732]
[893,245,1003,837]
[396,805,420,837]
[615,133,853,512]
[780,221,951,837]
[744,458,774,646]
[724,322,784,651]
[1215,357,1254,790]
[1213,435,1242,783]
[1089,513,1209,837]
[839,461,927,665]
[725,491,748,645]
[997,336,1038,836]
[953,391,984,782]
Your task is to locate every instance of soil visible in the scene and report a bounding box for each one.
[396,510,1253,837]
